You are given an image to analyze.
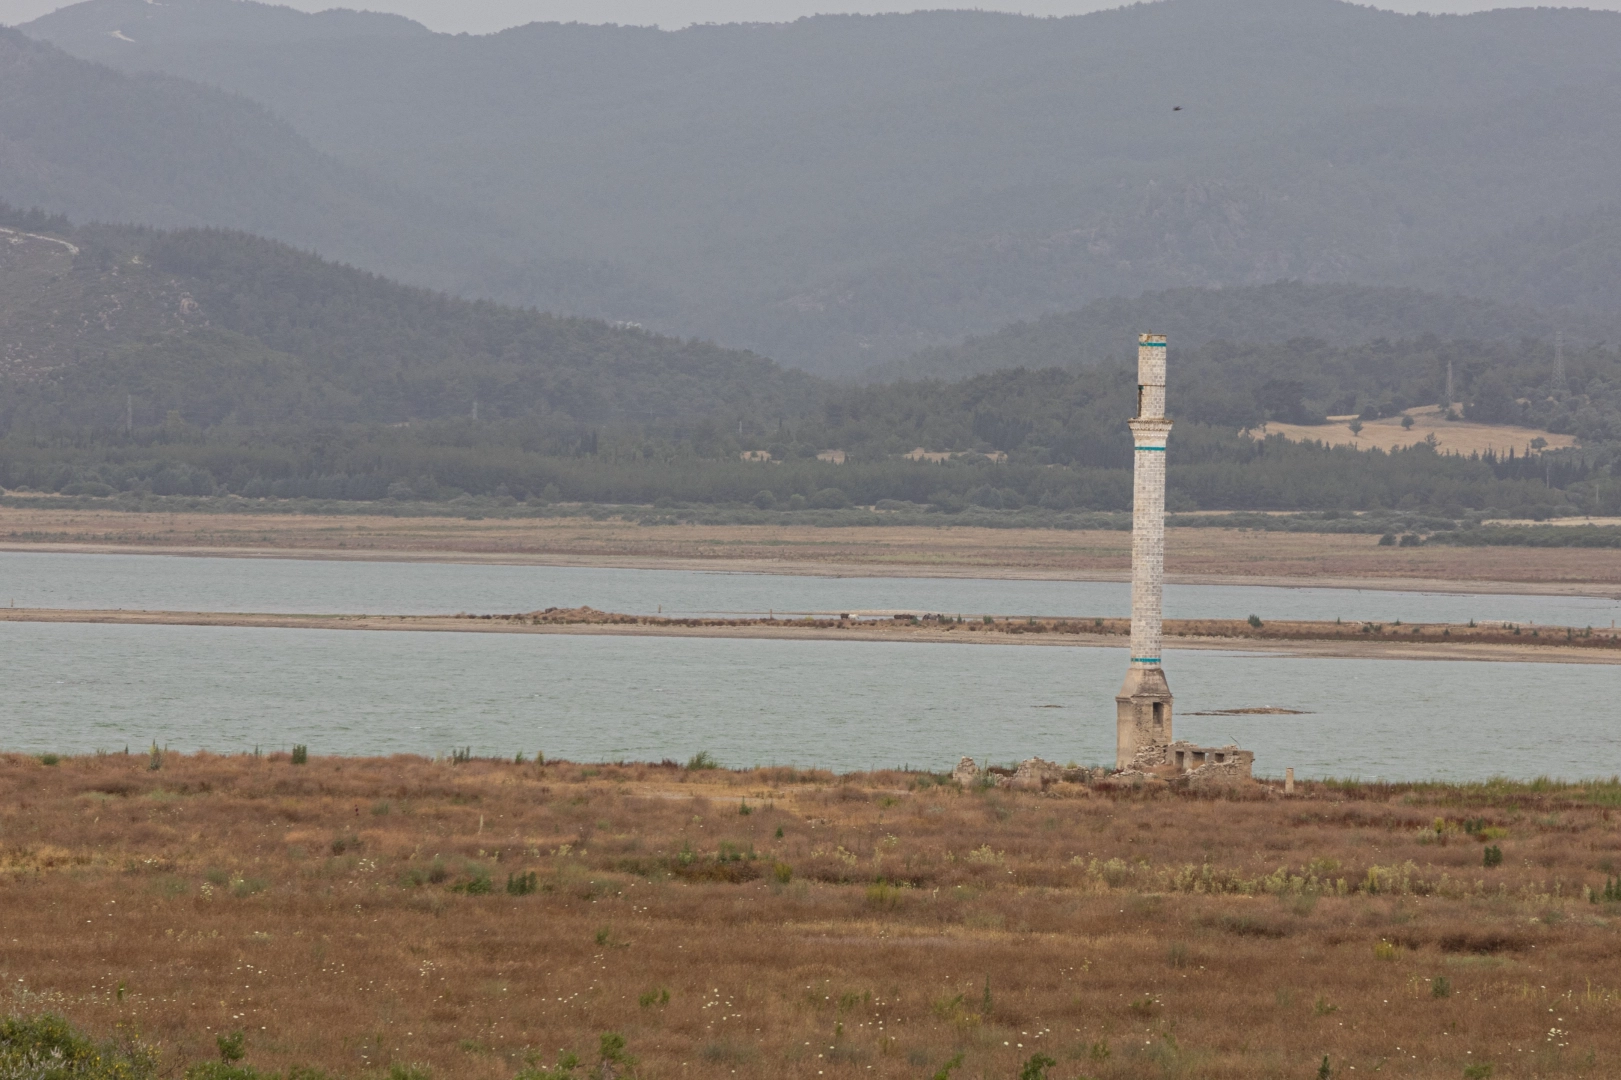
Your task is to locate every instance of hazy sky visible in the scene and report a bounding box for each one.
[6,0,1621,34]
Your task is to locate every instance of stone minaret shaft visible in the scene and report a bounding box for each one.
[1115,333,1174,770]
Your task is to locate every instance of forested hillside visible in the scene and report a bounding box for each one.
[0,206,1612,517]
[0,211,816,431]
[22,0,1621,373]
[888,283,1605,381]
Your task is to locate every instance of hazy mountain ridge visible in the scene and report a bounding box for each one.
[21,0,1621,373]
[0,213,817,431]
[890,282,1617,382]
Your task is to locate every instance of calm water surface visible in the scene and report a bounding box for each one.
[1,551,1616,627]
[1,621,1614,781]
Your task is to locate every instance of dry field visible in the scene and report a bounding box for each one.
[1255,407,1578,457]
[2,505,1619,594]
[3,754,1620,1079]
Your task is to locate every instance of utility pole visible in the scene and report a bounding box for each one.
[1555,330,1565,389]
[1445,357,1454,410]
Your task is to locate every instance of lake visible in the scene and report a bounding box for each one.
[2,620,1615,781]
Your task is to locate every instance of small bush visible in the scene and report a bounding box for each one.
[216,1031,246,1064]
[1247,614,1263,629]
[638,987,670,1008]
[290,745,307,765]
[1431,976,1452,998]
[686,750,718,770]
[1483,845,1503,868]
[1167,942,1189,968]
[450,747,472,765]
[506,871,538,896]
[1018,1052,1056,1080]
[738,799,752,815]
[772,861,793,884]
[453,870,493,895]
[1463,1063,1494,1079]
[38,753,60,766]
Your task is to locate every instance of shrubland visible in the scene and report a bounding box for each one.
[2,752,1619,1078]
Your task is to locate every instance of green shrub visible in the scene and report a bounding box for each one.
[290,745,307,765]
[1017,1052,1056,1080]
[0,1013,159,1079]
[1431,976,1452,999]
[1463,1064,1494,1079]
[772,861,792,884]
[1247,614,1263,629]
[450,747,472,765]
[1483,845,1503,868]
[637,988,670,1008]
[217,1031,246,1064]
[453,870,493,895]
[38,753,60,766]
[505,871,538,896]
[686,750,718,770]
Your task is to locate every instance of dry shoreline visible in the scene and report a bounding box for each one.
[4,506,1621,596]
[1,538,1616,598]
[4,606,1617,664]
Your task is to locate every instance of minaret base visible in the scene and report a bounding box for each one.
[1115,666,1173,771]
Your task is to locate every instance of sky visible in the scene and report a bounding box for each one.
[5,0,1621,34]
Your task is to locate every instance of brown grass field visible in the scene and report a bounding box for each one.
[3,754,1620,1079]
[2,505,1620,594]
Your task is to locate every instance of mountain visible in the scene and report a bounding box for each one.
[22,0,1621,374]
[0,210,817,432]
[0,26,520,292]
[888,282,1616,382]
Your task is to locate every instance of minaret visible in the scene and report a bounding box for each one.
[1116,333,1173,771]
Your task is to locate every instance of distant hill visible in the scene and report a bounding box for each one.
[0,26,520,294]
[887,282,1615,381]
[22,0,1621,374]
[0,211,818,432]
[1399,203,1621,322]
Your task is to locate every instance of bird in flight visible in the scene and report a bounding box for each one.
[1173,106,1183,111]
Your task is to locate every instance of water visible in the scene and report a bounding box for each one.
[0,551,1616,628]
[2,621,1615,781]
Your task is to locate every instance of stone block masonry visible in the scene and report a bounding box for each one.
[1116,333,1175,770]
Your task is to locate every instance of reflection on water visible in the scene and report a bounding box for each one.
[2,621,1613,781]
[1,551,1617,627]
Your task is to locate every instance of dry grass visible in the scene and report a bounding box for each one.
[4,754,1621,1078]
[1257,406,1578,457]
[4,506,1621,591]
